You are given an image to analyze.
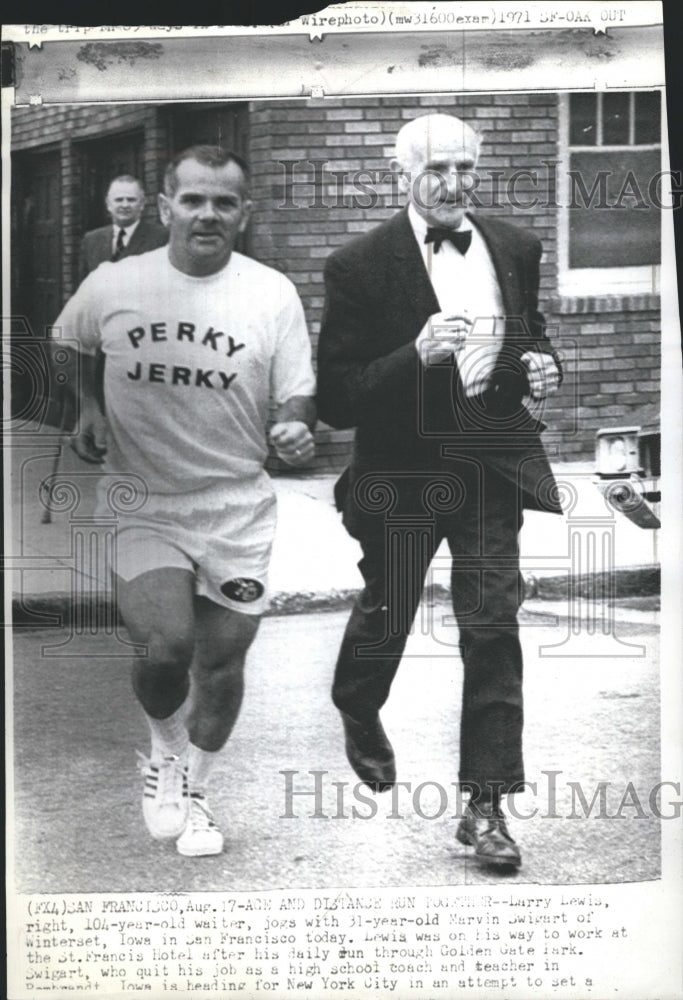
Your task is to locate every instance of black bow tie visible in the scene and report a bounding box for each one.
[425,227,472,255]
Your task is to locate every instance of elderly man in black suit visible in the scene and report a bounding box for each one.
[78,175,168,281]
[317,112,563,870]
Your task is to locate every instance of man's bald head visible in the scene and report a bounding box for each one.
[394,114,481,171]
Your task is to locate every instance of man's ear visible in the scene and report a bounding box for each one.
[157,192,170,227]
[390,157,410,195]
[238,199,253,234]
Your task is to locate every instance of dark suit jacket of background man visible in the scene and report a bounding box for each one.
[78,218,168,282]
[317,208,564,535]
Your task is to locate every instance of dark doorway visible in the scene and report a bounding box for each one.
[12,149,62,339]
[10,149,62,424]
[75,129,145,237]
[167,103,249,159]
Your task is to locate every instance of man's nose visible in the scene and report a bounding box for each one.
[198,200,219,219]
[445,170,462,198]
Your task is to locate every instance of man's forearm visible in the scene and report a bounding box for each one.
[61,348,108,463]
[274,395,316,432]
[62,349,101,413]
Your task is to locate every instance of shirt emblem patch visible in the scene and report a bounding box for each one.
[221,578,264,603]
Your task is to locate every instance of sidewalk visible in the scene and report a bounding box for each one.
[7,421,660,625]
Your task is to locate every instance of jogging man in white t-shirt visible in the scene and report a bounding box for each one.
[56,146,316,856]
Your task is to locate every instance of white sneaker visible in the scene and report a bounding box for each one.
[138,753,189,840]
[176,794,224,857]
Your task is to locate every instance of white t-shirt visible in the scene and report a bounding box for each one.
[56,247,315,496]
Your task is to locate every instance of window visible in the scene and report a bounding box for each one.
[559,91,661,296]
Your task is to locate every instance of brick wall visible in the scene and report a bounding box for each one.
[545,295,661,458]
[12,105,151,152]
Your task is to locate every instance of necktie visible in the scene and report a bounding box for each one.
[112,227,126,261]
[425,227,472,255]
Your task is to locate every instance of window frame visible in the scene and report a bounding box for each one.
[557,91,662,298]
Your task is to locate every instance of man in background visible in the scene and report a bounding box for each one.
[78,174,168,281]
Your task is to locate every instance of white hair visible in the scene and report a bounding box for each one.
[394,113,481,168]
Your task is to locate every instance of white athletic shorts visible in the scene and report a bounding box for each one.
[100,477,277,616]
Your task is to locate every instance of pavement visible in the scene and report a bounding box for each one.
[11,609,662,893]
[7,420,660,626]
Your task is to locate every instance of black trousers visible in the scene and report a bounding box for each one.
[332,463,526,794]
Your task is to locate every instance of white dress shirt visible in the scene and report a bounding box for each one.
[409,204,506,387]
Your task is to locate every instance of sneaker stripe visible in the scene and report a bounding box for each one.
[138,752,189,840]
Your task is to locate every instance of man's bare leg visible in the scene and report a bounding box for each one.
[117,567,196,719]
[186,596,260,750]
[116,568,196,841]
[177,597,260,856]
[116,571,261,854]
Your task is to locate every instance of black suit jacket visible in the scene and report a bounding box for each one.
[317,209,563,533]
[78,219,168,282]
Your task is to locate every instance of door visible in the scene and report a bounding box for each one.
[76,130,145,235]
[10,150,62,423]
[168,103,249,158]
[12,149,62,339]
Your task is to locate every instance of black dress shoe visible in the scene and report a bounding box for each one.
[340,712,396,792]
[456,800,522,869]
